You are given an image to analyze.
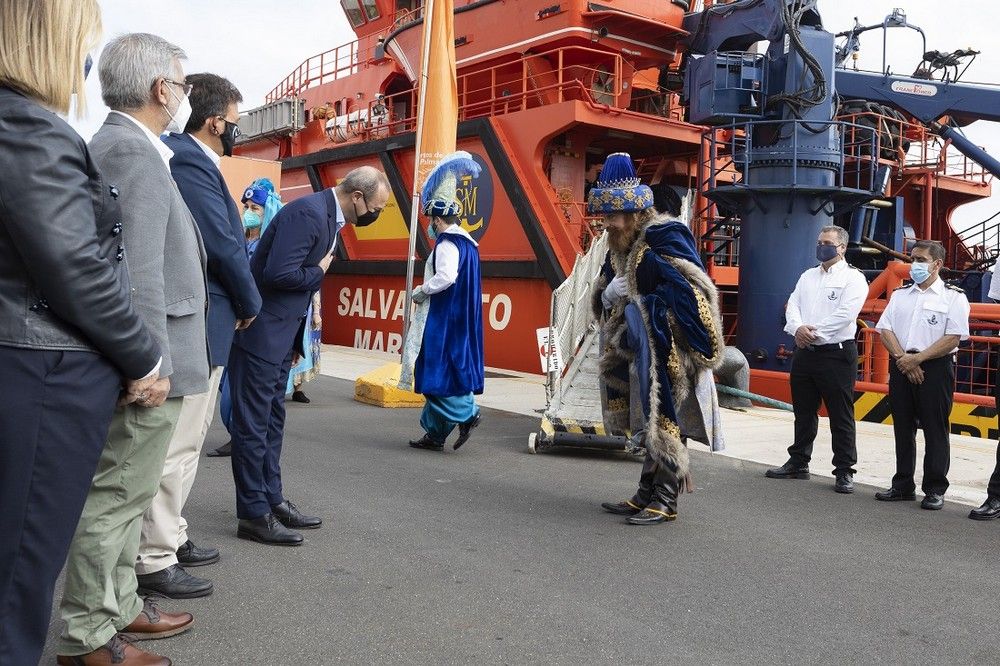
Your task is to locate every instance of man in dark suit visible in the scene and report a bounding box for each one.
[230,165,391,545]
[136,73,261,599]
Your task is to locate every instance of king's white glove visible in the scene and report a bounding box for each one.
[601,275,628,309]
[411,286,429,304]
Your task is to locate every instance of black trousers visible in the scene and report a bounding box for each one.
[788,341,858,474]
[988,354,1000,499]
[0,347,118,666]
[888,355,954,495]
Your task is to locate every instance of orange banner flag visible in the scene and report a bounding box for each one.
[413,0,457,192]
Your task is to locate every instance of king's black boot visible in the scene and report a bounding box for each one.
[627,463,679,525]
[602,454,656,515]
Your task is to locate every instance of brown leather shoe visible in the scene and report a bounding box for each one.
[56,634,171,665]
[120,597,193,641]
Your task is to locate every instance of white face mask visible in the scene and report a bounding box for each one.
[165,87,192,134]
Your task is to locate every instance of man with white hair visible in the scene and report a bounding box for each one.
[56,33,208,666]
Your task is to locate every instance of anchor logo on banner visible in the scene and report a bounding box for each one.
[455,152,494,241]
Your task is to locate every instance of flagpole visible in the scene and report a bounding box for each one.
[402,0,436,343]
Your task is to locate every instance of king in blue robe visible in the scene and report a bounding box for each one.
[588,153,726,525]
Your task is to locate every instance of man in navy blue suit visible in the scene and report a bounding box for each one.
[137,73,262,596]
[230,165,391,545]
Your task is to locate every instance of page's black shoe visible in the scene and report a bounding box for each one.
[765,460,810,479]
[237,514,303,546]
[409,433,444,451]
[453,412,481,450]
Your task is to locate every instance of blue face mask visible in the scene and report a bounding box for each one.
[816,244,840,262]
[427,222,438,240]
[242,210,262,230]
[909,261,931,284]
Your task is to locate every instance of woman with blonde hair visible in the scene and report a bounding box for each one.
[0,2,161,663]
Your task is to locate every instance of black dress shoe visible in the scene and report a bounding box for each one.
[626,505,677,526]
[271,499,322,529]
[453,412,481,450]
[765,461,810,479]
[834,472,854,494]
[600,500,643,516]
[409,433,444,451]
[136,564,213,599]
[291,390,310,404]
[176,539,219,567]
[207,441,231,457]
[237,513,303,546]
[921,493,944,510]
[969,496,1000,521]
[875,487,916,501]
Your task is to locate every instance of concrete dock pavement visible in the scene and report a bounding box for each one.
[37,345,1000,664]
[321,345,997,506]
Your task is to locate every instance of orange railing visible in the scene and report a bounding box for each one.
[266,38,378,102]
[856,328,998,401]
[334,46,675,144]
[552,198,603,252]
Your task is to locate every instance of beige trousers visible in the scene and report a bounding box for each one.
[135,366,223,575]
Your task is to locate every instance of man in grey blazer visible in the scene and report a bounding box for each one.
[56,33,209,666]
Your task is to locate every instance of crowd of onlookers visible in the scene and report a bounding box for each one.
[0,2,379,664]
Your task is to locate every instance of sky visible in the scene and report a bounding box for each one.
[68,0,1000,232]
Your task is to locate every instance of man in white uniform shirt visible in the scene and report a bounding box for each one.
[875,240,970,510]
[968,263,1000,520]
[766,226,868,493]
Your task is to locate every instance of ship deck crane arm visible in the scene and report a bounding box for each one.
[836,69,1000,179]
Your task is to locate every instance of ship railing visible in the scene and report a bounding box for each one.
[855,326,1000,401]
[694,128,743,273]
[391,6,423,29]
[910,134,993,183]
[857,261,1000,401]
[546,231,608,402]
[957,218,1000,271]
[347,46,681,142]
[456,46,626,117]
[835,110,992,184]
[265,38,377,102]
[551,194,603,253]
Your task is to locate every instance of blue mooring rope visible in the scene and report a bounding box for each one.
[716,384,794,412]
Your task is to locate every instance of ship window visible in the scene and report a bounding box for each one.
[361,0,381,20]
[341,0,366,27]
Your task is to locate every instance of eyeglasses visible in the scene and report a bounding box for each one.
[162,78,192,96]
[219,117,242,138]
[360,193,383,215]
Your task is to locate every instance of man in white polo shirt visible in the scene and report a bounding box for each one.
[766,225,868,493]
[875,240,970,510]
